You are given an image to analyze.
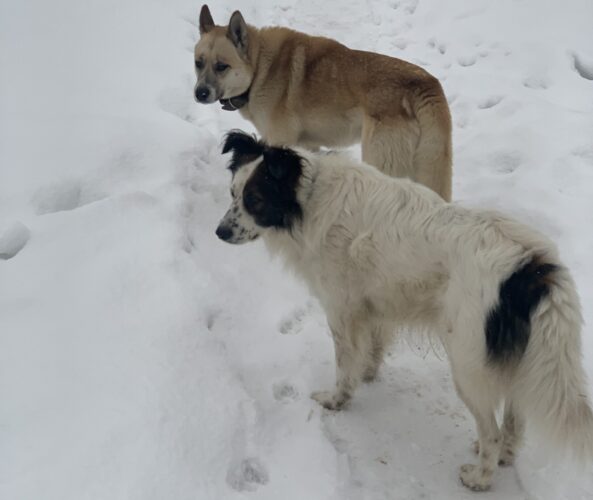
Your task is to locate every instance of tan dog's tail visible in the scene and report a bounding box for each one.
[410,78,453,201]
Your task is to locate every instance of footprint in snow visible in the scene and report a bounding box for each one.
[226,457,269,492]
[393,39,408,50]
[457,54,477,67]
[572,145,593,162]
[0,222,30,260]
[278,304,311,335]
[523,75,550,90]
[204,309,221,331]
[477,95,503,109]
[427,38,447,55]
[491,151,522,174]
[403,0,419,14]
[454,114,469,129]
[571,52,593,81]
[389,0,418,14]
[273,381,299,403]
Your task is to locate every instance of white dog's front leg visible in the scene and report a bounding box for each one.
[311,314,372,410]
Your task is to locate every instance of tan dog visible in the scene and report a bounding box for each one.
[194,5,453,200]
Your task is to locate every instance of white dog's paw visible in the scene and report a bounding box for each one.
[459,464,492,491]
[362,367,379,383]
[473,440,514,466]
[497,447,515,466]
[310,390,347,411]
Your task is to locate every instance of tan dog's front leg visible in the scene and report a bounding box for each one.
[260,125,300,149]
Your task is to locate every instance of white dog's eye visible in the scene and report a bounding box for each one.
[243,192,261,210]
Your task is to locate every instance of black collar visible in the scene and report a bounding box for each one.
[219,88,250,111]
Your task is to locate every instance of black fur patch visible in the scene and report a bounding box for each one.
[222,130,264,173]
[486,256,557,365]
[242,146,304,229]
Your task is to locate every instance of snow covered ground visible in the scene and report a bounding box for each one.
[1,0,593,498]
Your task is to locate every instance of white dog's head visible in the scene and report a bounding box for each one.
[216,131,305,244]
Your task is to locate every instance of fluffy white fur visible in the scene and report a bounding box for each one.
[218,149,593,491]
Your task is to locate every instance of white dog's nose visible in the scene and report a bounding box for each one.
[215,224,233,241]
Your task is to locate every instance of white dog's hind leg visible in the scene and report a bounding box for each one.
[454,377,502,491]
[362,321,391,383]
[311,314,372,410]
[472,399,525,466]
[499,400,524,465]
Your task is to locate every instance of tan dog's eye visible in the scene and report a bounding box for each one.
[195,59,204,70]
[215,62,229,72]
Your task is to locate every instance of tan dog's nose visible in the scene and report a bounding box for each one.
[195,87,210,102]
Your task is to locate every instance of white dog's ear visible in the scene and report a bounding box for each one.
[267,162,285,180]
[264,148,302,180]
[227,11,248,52]
[199,5,215,34]
[222,130,262,172]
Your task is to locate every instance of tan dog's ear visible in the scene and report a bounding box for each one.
[227,11,248,53]
[199,5,215,34]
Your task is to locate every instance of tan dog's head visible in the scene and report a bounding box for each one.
[194,5,254,104]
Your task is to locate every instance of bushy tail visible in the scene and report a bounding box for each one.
[511,263,593,462]
[410,78,453,202]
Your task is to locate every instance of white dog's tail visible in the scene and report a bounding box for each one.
[511,262,593,462]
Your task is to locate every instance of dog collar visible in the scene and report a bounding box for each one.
[219,88,250,111]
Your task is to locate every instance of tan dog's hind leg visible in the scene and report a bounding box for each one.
[361,115,418,182]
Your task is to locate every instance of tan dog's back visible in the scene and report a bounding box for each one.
[195,6,452,200]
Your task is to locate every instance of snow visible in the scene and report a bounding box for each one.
[1,0,593,498]
[0,222,30,260]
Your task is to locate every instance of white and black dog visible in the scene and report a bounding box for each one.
[215,130,593,491]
